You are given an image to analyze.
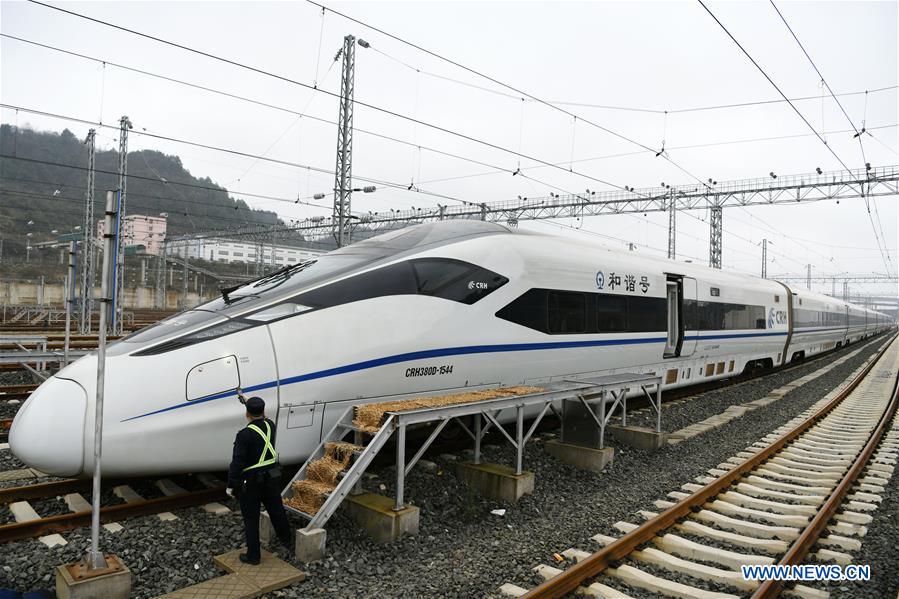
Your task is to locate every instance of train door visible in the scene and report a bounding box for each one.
[664,280,679,357]
[663,275,697,359]
[681,277,697,356]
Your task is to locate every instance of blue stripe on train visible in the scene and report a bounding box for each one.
[122,329,789,421]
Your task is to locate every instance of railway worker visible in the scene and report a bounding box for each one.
[226,396,293,565]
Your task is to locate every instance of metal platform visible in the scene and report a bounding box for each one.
[0,334,88,378]
[282,372,662,532]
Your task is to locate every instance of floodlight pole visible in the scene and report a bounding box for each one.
[86,190,116,571]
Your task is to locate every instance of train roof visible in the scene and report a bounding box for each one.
[333,220,511,260]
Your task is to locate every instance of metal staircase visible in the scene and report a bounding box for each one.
[281,407,396,530]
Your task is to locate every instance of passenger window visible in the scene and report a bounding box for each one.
[548,292,586,333]
[628,296,668,332]
[597,295,627,332]
[496,289,548,332]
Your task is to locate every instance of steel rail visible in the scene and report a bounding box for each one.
[751,354,899,598]
[0,486,226,543]
[522,331,898,598]
[0,479,90,504]
[0,383,39,397]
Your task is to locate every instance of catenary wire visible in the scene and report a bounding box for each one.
[23,1,650,195]
[697,0,894,276]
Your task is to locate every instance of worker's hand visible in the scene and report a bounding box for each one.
[225,487,234,498]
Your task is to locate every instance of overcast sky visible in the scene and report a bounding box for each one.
[1,0,896,304]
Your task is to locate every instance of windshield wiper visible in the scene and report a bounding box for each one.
[220,260,316,304]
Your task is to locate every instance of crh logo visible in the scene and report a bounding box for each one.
[768,308,788,328]
[596,271,605,289]
[468,281,488,290]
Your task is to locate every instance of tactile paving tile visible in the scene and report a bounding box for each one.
[214,549,305,593]
[154,573,256,599]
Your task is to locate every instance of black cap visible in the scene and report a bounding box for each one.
[245,396,265,416]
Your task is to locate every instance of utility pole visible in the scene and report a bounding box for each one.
[87,190,117,571]
[709,205,722,269]
[64,241,76,365]
[333,35,358,248]
[155,249,165,310]
[111,116,132,335]
[843,281,849,302]
[806,264,812,290]
[181,241,189,309]
[667,189,676,260]
[761,239,768,278]
[831,277,836,297]
[79,129,96,334]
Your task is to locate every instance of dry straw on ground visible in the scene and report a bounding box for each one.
[284,441,363,515]
[352,385,545,433]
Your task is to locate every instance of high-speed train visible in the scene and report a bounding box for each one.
[10,221,893,476]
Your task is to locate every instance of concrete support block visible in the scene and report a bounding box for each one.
[295,527,327,563]
[56,555,131,599]
[545,440,614,473]
[455,462,534,503]
[343,493,420,543]
[259,510,275,547]
[608,425,668,450]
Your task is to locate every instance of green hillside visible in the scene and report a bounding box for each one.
[0,124,284,257]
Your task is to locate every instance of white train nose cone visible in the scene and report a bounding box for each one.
[10,377,87,476]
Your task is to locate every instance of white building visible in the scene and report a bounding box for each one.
[166,237,323,267]
[96,214,167,255]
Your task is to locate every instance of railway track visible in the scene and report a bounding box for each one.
[501,332,898,599]
[0,418,11,443]
[0,383,38,401]
[0,475,230,544]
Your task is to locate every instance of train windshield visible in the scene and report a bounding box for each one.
[195,221,509,315]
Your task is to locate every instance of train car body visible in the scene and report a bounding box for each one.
[9,221,893,476]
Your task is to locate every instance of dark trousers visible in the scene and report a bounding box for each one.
[239,474,292,560]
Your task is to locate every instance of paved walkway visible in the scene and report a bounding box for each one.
[156,549,305,599]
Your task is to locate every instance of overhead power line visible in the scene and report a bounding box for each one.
[0,103,472,206]
[24,0,650,195]
[0,34,579,200]
[697,0,895,276]
[768,0,894,277]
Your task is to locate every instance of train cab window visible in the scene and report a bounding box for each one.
[548,291,586,333]
[596,295,627,332]
[298,261,417,308]
[412,259,508,304]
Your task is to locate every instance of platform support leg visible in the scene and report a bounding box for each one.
[352,430,364,495]
[656,384,662,433]
[394,423,406,511]
[515,406,524,476]
[473,414,482,465]
[599,391,606,448]
[620,390,627,427]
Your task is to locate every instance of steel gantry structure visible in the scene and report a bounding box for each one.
[179,164,898,268]
[332,35,358,248]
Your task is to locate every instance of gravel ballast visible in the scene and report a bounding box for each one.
[0,334,894,598]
